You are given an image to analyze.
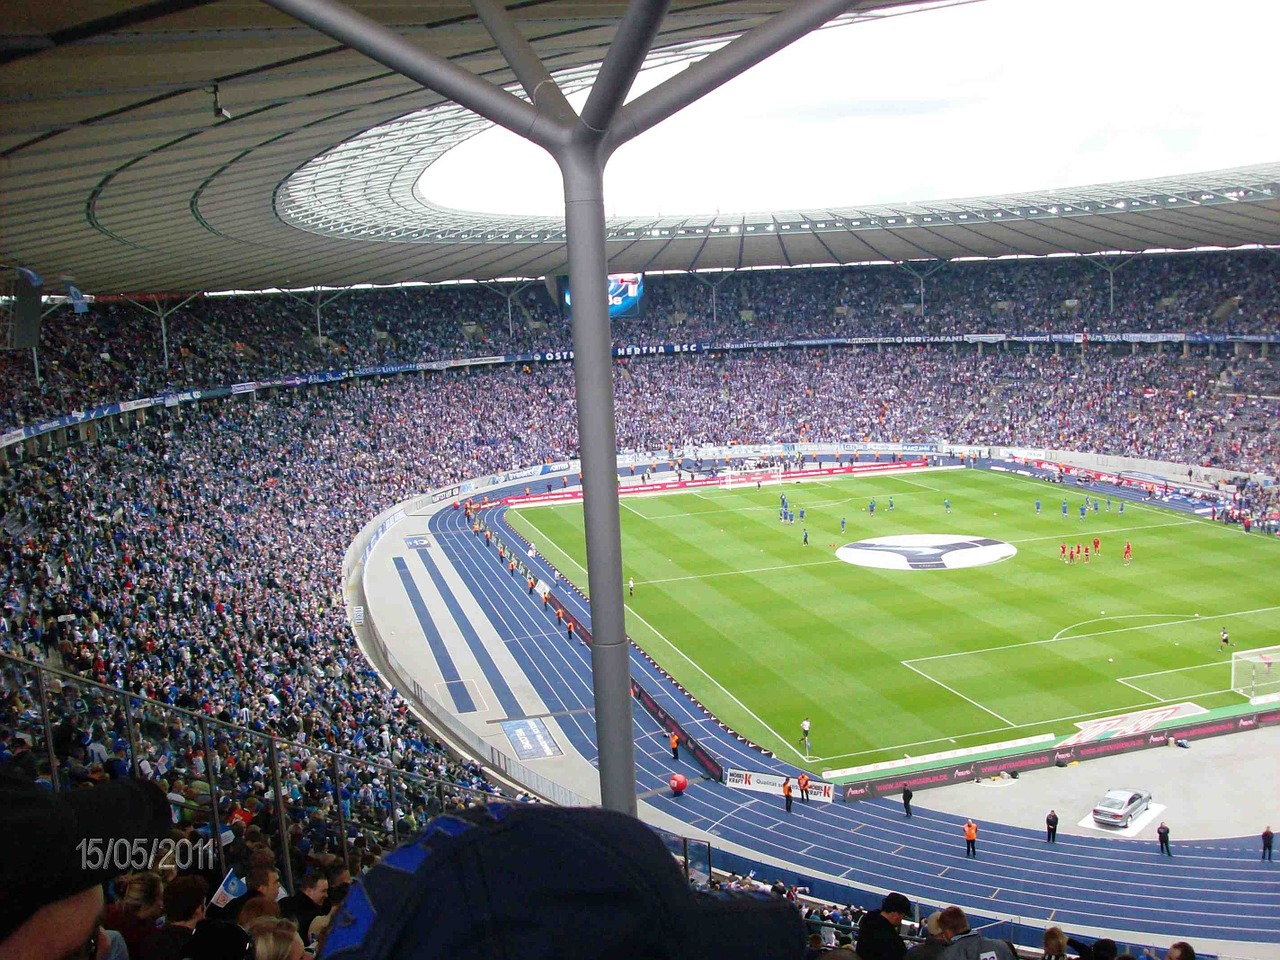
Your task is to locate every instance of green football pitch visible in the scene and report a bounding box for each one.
[504,468,1280,774]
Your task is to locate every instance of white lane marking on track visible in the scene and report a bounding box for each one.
[705,799,757,831]
[900,660,1015,726]
[623,603,810,761]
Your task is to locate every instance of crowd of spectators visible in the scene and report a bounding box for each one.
[612,348,1279,477]
[3,249,1278,432]
[1,346,1276,785]
[0,253,1273,959]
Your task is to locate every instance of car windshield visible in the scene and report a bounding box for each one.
[1098,797,1127,810]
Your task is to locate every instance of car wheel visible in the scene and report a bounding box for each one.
[1123,815,1131,827]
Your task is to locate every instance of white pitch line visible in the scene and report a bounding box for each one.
[993,471,1192,520]
[900,660,1015,726]
[1114,677,1167,702]
[514,515,588,579]
[619,498,650,519]
[641,557,843,586]
[815,680,1263,765]
[1009,519,1196,543]
[895,475,941,493]
[1121,661,1237,681]
[623,603,809,760]
[903,606,1280,665]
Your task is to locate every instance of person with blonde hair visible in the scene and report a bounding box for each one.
[103,872,165,958]
[246,916,304,960]
[1042,926,1068,960]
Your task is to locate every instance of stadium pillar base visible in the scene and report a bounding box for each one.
[263,0,865,818]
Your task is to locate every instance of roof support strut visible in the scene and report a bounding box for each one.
[261,0,861,817]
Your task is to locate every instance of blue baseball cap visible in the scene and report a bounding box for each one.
[321,803,805,960]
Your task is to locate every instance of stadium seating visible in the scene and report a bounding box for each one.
[2,252,1270,957]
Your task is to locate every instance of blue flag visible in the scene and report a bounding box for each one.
[67,284,88,314]
[16,266,42,287]
[209,869,247,909]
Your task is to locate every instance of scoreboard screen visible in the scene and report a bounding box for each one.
[561,272,644,319]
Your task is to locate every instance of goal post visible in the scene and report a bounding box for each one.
[720,466,784,490]
[1231,645,1280,704]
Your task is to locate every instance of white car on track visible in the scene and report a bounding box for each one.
[1092,789,1152,827]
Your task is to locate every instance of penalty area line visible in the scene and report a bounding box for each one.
[903,610,1247,665]
[900,660,1015,727]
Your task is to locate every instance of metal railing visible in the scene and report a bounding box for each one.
[0,651,511,891]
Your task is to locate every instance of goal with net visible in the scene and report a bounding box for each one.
[1231,645,1280,705]
[720,465,784,489]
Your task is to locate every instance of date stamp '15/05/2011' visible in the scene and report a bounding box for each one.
[78,837,216,874]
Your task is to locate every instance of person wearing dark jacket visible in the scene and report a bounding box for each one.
[137,876,207,960]
[1067,935,1118,960]
[856,892,911,960]
[279,872,329,946]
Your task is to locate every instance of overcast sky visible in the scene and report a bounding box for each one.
[418,0,1280,219]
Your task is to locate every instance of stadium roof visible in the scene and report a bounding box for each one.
[4,1,1280,296]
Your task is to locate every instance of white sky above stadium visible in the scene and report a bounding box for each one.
[419,0,1280,218]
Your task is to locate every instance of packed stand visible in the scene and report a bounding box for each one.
[4,250,1279,431]
[1,345,1261,956]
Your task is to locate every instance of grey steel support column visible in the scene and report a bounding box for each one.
[34,666,60,793]
[896,260,944,318]
[123,697,143,779]
[608,0,863,150]
[559,145,636,814]
[199,717,229,878]
[330,753,351,866]
[263,0,553,148]
[1086,255,1131,318]
[388,777,401,845]
[268,737,296,893]
[264,0,864,816]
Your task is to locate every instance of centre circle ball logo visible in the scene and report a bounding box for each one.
[835,534,1017,571]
